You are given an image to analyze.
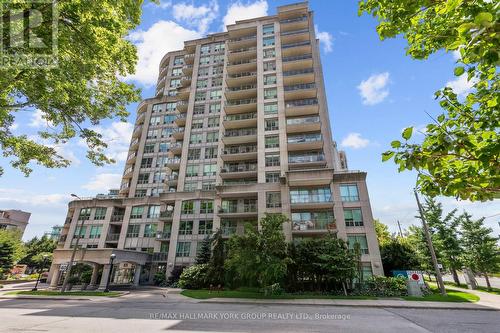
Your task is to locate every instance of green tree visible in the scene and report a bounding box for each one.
[0,1,148,176]
[225,214,289,289]
[459,213,500,290]
[380,237,422,277]
[195,235,212,265]
[19,235,57,269]
[206,229,225,286]
[0,229,25,278]
[359,0,499,201]
[374,219,392,246]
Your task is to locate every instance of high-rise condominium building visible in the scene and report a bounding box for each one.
[48,2,383,290]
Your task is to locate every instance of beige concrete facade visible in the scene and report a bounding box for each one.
[0,209,30,236]
[50,2,383,285]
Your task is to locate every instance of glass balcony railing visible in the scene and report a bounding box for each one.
[283,68,314,77]
[227,84,257,92]
[284,83,316,92]
[225,128,257,137]
[287,116,320,126]
[282,40,311,49]
[227,71,257,79]
[292,219,335,231]
[282,54,313,63]
[166,158,181,165]
[289,153,325,164]
[229,46,257,54]
[222,163,257,173]
[281,28,309,36]
[285,98,318,107]
[110,214,124,222]
[229,35,257,43]
[106,233,120,242]
[226,98,257,106]
[224,112,257,121]
[223,145,257,155]
[288,133,322,144]
[280,16,308,24]
[228,58,257,66]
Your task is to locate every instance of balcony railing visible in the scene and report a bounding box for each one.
[166,158,181,165]
[224,113,257,121]
[229,46,257,54]
[292,219,335,231]
[152,252,168,262]
[225,128,257,137]
[290,193,332,204]
[223,145,257,155]
[156,231,171,240]
[282,54,313,63]
[285,98,318,107]
[129,138,139,147]
[283,68,314,77]
[110,214,124,222]
[289,153,325,164]
[286,115,320,126]
[228,58,257,66]
[226,98,257,106]
[229,35,257,43]
[280,16,308,24]
[219,203,257,214]
[226,84,257,92]
[282,40,311,49]
[222,163,257,173]
[281,28,309,36]
[227,71,257,79]
[284,83,316,92]
[58,235,67,243]
[288,133,322,144]
[106,233,120,242]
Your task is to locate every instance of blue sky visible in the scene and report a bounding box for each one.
[1,0,498,240]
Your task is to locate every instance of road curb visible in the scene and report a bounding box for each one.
[198,299,499,311]
[0,296,92,301]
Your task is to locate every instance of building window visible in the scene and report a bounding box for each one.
[184,181,197,192]
[149,116,161,125]
[137,173,149,184]
[169,79,180,88]
[266,172,280,183]
[207,117,219,128]
[214,42,225,52]
[344,208,364,227]
[165,102,176,112]
[206,132,219,143]
[135,189,147,198]
[197,79,208,88]
[202,180,215,191]
[179,221,193,235]
[212,77,223,87]
[340,184,360,202]
[264,74,277,85]
[264,88,277,99]
[130,206,144,219]
[194,105,205,115]
[201,44,210,54]
[264,102,278,114]
[172,67,182,76]
[263,48,275,59]
[266,192,282,208]
[209,103,221,114]
[263,36,275,47]
[188,148,201,160]
[186,164,199,177]
[198,220,213,235]
[192,119,204,129]
[263,61,276,72]
[205,147,218,159]
[78,208,91,220]
[195,91,206,101]
[210,90,222,100]
[173,56,183,66]
[265,135,279,148]
[153,103,166,113]
[73,226,87,239]
[263,24,274,35]
[163,114,175,124]
[362,263,373,280]
[153,171,166,183]
[182,201,194,215]
[198,67,209,76]
[144,224,157,237]
[94,207,107,220]
[144,144,155,154]
[159,143,168,152]
[292,211,335,231]
[147,129,158,139]
[200,200,214,214]
[290,187,332,203]
[126,224,140,238]
[190,133,203,144]
[147,205,161,219]
[265,118,279,131]
[212,66,223,75]
[213,54,224,63]
[265,153,280,166]
[176,241,191,257]
[200,56,210,64]
[347,235,369,254]
[203,164,217,176]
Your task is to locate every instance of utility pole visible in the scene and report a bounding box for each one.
[414,189,446,296]
[397,220,403,237]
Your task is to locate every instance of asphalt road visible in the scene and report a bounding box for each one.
[1,293,499,333]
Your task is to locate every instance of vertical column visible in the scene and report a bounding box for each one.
[133,264,142,286]
[98,264,112,290]
[88,264,100,289]
[48,264,61,289]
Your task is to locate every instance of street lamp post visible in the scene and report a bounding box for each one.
[61,194,91,292]
[32,254,49,292]
[104,253,116,292]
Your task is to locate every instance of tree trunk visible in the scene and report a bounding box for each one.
[451,268,460,286]
[342,281,347,296]
[484,273,491,290]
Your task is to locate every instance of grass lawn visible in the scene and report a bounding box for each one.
[6,290,122,297]
[437,280,500,296]
[403,286,479,303]
[181,289,376,300]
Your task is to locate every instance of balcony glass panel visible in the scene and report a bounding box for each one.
[287,132,322,144]
[290,187,332,203]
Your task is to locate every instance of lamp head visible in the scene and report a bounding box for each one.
[110,253,116,259]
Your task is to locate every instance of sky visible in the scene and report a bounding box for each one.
[1,0,499,240]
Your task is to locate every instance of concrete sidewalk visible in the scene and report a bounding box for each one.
[443,285,500,310]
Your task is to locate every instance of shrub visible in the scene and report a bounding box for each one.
[153,271,166,286]
[261,283,284,296]
[67,276,80,285]
[80,270,92,284]
[353,276,407,297]
[178,264,209,289]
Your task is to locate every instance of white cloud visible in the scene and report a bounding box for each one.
[29,109,54,128]
[10,123,19,130]
[222,0,268,29]
[127,21,201,86]
[340,133,370,149]
[315,25,333,53]
[445,74,477,97]
[0,188,68,206]
[82,173,122,192]
[357,72,390,105]
[173,1,219,34]
[452,50,461,60]
[91,121,134,162]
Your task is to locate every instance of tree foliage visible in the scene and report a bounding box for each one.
[0,229,25,278]
[19,235,57,269]
[374,219,392,246]
[380,236,423,277]
[195,235,212,265]
[0,1,148,176]
[360,0,499,201]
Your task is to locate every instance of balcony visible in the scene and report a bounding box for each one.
[156,230,171,240]
[132,124,142,138]
[135,112,145,125]
[279,15,309,32]
[222,127,257,145]
[280,28,310,44]
[169,142,183,155]
[284,83,317,100]
[174,113,186,126]
[176,100,189,113]
[220,163,258,179]
[129,137,139,151]
[283,67,315,85]
[226,71,257,87]
[225,98,257,115]
[110,214,124,223]
[285,98,319,117]
[165,174,178,186]
[218,202,258,218]
[181,76,192,86]
[166,158,181,170]
[137,100,148,115]
[172,127,185,140]
[122,166,134,179]
[58,234,67,243]
[221,145,258,162]
[288,153,326,169]
[156,76,166,90]
[152,252,168,262]
[227,46,257,62]
[288,133,323,151]
[184,53,195,64]
[282,40,312,57]
[125,152,137,165]
[223,112,257,129]
[106,233,120,242]
[182,64,193,75]
[292,219,336,234]
[286,115,321,133]
[177,87,190,99]
[119,182,129,194]
[159,211,174,221]
[228,35,257,50]
[226,58,257,75]
[225,84,257,100]
[282,53,313,72]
